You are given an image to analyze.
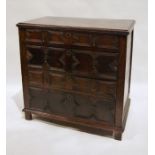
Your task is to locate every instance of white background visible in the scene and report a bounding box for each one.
[6,0,148,155]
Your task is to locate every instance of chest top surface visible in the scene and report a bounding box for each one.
[17,16,135,34]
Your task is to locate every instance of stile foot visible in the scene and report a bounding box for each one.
[25,111,32,120]
[113,131,122,141]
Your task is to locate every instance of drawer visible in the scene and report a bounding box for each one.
[49,72,116,98]
[26,46,119,81]
[27,69,116,98]
[25,29,43,45]
[47,30,119,50]
[29,87,115,124]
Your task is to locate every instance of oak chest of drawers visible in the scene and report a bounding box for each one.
[17,17,135,140]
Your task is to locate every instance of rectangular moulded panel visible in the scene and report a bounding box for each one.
[95,34,119,50]
[28,70,43,88]
[25,29,43,45]
[26,45,44,68]
[71,49,119,80]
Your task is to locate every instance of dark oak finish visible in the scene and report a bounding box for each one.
[17,17,135,140]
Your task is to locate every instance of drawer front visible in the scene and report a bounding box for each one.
[48,48,119,81]
[29,87,116,124]
[25,29,43,45]
[47,30,119,50]
[49,73,116,97]
[26,46,119,80]
[27,70,116,98]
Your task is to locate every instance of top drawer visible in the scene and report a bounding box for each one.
[24,29,120,50]
[47,30,119,50]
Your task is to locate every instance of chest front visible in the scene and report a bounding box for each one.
[17,17,135,140]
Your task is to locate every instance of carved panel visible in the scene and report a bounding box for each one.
[95,53,119,80]
[26,46,44,67]
[29,88,115,124]
[47,47,66,71]
[74,94,115,123]
[26,46,119,80]
[71,50,93,76]
[71,49,119,80]
[29,88,46,110]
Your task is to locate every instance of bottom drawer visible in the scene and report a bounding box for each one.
[28,87,115,124]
